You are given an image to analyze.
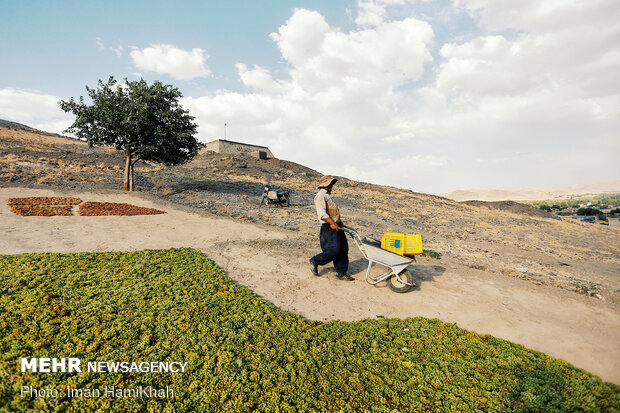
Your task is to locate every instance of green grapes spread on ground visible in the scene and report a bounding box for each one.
[1,248,618,412]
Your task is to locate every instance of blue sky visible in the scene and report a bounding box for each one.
[1,0,619,194]
[2,1,367,95]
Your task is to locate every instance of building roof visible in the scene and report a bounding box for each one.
[207,139,269,150]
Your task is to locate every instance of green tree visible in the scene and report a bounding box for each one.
[577,207,600,216]
[59,77,200,191]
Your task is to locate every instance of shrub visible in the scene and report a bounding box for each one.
[577,207,601,216]
[421,249,442,260]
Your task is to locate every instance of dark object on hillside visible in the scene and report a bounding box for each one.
[402,218,425,228]
[259,185,290,208]
[462,200,560,220]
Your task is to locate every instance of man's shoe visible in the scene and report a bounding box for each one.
[337,273,354,281]
[309,259,318,276]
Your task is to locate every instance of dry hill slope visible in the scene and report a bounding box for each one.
[444,181,620,202]
[1,125,620,383]
[1,125,619,304]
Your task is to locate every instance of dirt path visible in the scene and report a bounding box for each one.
[2,187,619,385]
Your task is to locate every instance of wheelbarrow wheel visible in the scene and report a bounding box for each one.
[388,270,413,293]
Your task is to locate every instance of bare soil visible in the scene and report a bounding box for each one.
[461,200,559,219]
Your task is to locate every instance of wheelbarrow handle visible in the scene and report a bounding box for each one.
[340,227,364,243]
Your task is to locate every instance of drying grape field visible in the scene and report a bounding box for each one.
[1,249,618,412]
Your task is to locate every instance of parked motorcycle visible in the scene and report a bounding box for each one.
[259,185,290,208]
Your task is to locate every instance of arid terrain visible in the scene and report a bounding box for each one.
[444,181,620,202]
[1,125,619,384]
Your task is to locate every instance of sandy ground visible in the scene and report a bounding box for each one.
[2,187,619,385]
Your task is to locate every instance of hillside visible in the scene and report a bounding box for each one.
[444,182,620,202]
[2,125,618,303]
[2,125,620,385]
[0,119,80,140]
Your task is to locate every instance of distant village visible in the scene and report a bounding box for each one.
[540,201,620,227]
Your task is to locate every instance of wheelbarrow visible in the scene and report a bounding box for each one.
[341,227,415,293]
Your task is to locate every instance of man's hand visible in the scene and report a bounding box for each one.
[324,217,339,230]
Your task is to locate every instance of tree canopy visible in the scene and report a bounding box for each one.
[577,207,601,216]
[59,77,200,190]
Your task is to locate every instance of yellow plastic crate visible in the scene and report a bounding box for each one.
[381,232,423,256]
[404,234,423,256]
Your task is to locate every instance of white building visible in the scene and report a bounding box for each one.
[202,139,274,159]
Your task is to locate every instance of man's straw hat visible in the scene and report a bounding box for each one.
[318,175,338,189]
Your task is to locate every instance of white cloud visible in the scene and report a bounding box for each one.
[382,131,416,143]
[453,0,620,33]
[236,64,285,93]
[184,8,435,173]
[269,9,433,93]
[356,0,392,27]
[111,42,124,57]
[95,37,124,57]
[0,88,73,134]
[130,44,211,80]
[269,9,330,66]
[339,154,448,190]
[355,0,417,27]
[178,2,617,192]
[389,0,620,191]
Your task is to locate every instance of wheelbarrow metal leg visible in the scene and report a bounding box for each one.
[366,260,396,286]
[365,261,374,284]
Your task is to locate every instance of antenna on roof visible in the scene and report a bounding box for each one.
[224,123,227,140]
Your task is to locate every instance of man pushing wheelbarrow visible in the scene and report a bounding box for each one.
[309,175,354,281]
[308,174,416,292]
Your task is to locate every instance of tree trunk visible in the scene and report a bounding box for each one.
[123,150,132,191]
[129,157,141,192]
[129,162,134,191]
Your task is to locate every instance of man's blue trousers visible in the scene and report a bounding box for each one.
[312,223,349,275]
